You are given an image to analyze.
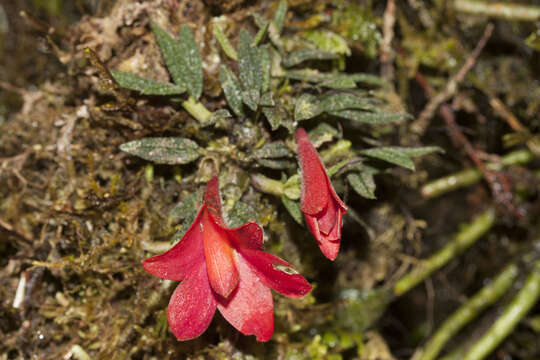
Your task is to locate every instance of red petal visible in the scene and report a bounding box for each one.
[296,128,329,215]
[226,222,264,250]
[325,207,344,241]
[142,207,205,281]
[305,214,340,261]
[317,238,340,261]
[202,211,239,298]
[327,176,347,212]
[317,193,338,235]
[167,261,217,340]
[217,253,274,342]
[240,249,312,297]
[203,176,222,217]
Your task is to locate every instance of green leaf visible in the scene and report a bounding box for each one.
[348,73,387,86]
[272,0,288,35]
[170,191,201,224]
[209,109,232,124]
[213,24,238,61]
[360,147,415,170]
[253,141,290,159]
[397,146,445,157]
[303,30,351,56]
[238,29,263,111]
[283,174,301,200]
[111,71,186,95]
[321,93,374,112]
[347,169,377,199]
[259,92,274,107]
[329,109,406,124]
[219,64,244,117]
[253,21,269,46]
[120,137,200,165]
[281,195,304,225]
[262,106,283,130]
[294,93,323,121]
[284,69,385,87]
[227,201,258,228]
[177,25,203,99]
[256,158,295,170]
[151,22,186,88]
[308,122,338,147]
[151,22,203,99]
[319,77,357,89]
[283,48,339,67]
[260,46,271,93]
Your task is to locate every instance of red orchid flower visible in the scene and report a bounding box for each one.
[295,128,348,261]
[142,177,312,342]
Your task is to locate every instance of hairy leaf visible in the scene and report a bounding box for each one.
[329,109,407,124]
[308,122,338,147]
[283,48,339,67]
[397,146,444,157]
[253,141,291,159]
[213,24,238,61]
[321,93,374,112]
[262,106,284,131]
[120,137,200,165]
[219,64,244,117]
[177,25,203,99]
[319,77,357,89]
[238,29,263,111]
[360,147,415,170]
[227,201,258,228]
[294,93,323,121]
[347,168,377,199]
[256,158,295,170]
[170,191,202,224]
[151,22,185,88]
[303,30,351,56]
[272,0,288,35]
[281,195,304,225]
[112,71,185,95]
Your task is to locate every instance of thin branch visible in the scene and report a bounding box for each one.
[381,0,396,82]
[411,24,494,135]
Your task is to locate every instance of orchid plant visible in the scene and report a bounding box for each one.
[91,0,443,342]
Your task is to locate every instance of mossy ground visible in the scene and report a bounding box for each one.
[1,0,539,359]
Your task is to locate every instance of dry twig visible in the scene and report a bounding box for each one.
[411,24,494,135]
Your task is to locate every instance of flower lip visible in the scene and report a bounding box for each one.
[201,209,239,298]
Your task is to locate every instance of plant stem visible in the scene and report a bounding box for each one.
[320,139,352,163]
[250,173,284,196]
[413,263,519,360]
[455,0,540,21]
[393,209,495,296]
[182,96,213,124]
[462,261,540,360]
[421,149,534,199]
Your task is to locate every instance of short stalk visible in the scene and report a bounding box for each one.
[250,173,284,197]
[182,96,213,124]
